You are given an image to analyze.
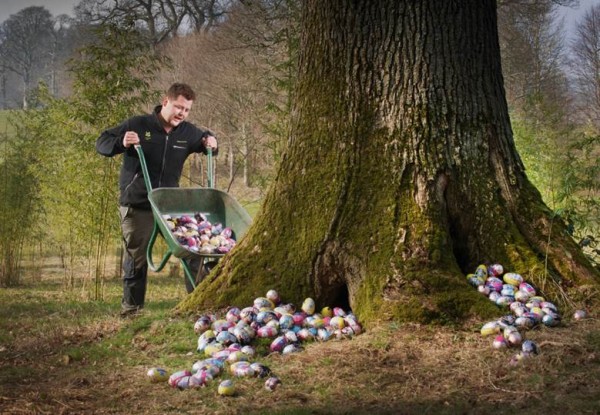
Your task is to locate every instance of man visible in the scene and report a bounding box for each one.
[96,83,217,316]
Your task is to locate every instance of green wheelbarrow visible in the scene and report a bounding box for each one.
[135,145,252,292]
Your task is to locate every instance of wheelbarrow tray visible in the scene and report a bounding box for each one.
[148,186,252,261]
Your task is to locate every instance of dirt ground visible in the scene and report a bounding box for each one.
[1,266,599,415]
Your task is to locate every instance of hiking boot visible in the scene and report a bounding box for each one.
[120,306,143,318]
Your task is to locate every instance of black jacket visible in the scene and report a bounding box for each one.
[96,105,216,209]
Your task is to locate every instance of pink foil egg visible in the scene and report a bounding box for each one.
[264,376,282,392]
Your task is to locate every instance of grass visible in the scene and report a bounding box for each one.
[1,261,599,414]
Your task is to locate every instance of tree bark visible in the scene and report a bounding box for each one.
[179,0,599,323]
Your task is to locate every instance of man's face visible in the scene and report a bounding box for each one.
[161,95,193,128]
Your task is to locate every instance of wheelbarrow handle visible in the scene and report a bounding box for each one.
[207,147,214,189]
[135,144,214,191]
[134,144,153,193]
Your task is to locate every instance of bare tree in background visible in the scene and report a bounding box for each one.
[0,7,54,109]
[571,4,600,128]
[74,0,228,44]
[498,0,569,110]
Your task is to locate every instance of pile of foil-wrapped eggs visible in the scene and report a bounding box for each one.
[162,213,236,254]
[467,263,588,364]
[146,289,363,395]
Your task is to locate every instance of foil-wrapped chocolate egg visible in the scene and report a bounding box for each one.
[514,290,530,303]
[480,321,500,336]
[478,285,491,296]
[317,328,333,342]
[279,314,294,330]
[226,307,241,323]
[256,310,277,325]
[542,314,559,327]
[216,331,237,346]
[218,379,235,396]
[330,316,346,330]
[501,284,515,297]
[254,297,274,310]
[250,362,271,378]
[212,349,231,360]
[515,316,535,329]
[204,343,224,357]
[264,376,282,392]
[519,282,536,296]
[234,327,253,345]
[266,289,281,305]
[270,335,287,353]
[283,344,302,354]
[475,264,487,278]
[257,326,278,338]
[297,328,315,341]
[506,331,522,347]
[230,361,255,377]
[573,309,588,321]
[147,367,169,383]
[212,319,234,332]
[488,263,504,277]
[194,316,212,334]
[333,307,347,317]
[284,331,298,343]
[168,370,192,388]
[492,335,507,349]
[227,351,248,364]
[488,291,501,302]
[292,312,306,326]
[240,307,257,324]
[321,307,333,317]
[468,276,484,287]
[496,295,514,307]
[485,277,503,292]
[503,272,523,286]
[189,370,212,388]
[522,340,538,355]
[241,345,256,358]
[302,298,316,315]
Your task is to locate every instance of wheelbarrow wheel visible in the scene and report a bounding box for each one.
[185,259,219,294]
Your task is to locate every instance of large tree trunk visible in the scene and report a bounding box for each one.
[179,0,599,323]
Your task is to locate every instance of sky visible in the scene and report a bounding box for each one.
[0,0,80,23]
[0,0,598,35]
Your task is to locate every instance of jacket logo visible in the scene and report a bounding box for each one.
[144,131,151,140]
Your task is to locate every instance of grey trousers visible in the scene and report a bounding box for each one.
[119,206,154,311]
[119,206,201,310]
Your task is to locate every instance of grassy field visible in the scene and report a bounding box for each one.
[1,260,599,415]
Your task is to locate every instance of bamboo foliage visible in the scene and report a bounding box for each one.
[12,23,167,296]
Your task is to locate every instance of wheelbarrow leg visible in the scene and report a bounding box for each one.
[182,257,220,293]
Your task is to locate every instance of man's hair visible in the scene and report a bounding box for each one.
[167,83,196,101]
